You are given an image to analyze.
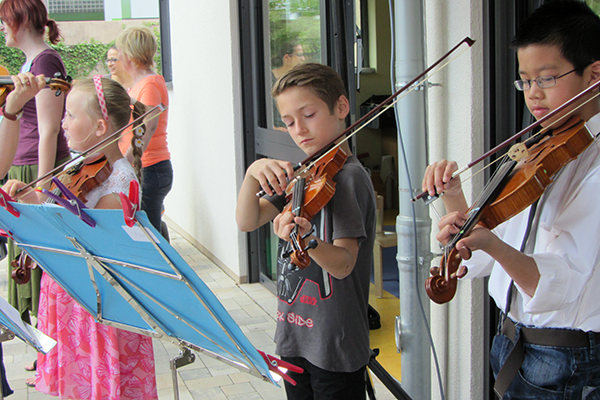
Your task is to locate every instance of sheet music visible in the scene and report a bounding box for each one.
[0,295,56,353]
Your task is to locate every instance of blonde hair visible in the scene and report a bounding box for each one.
[116,26,157,70]
[72,78,146,180]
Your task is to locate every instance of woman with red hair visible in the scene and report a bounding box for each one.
[0,0,71,381]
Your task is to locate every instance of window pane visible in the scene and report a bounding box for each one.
[266,0,322,130]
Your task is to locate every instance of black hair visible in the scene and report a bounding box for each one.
[512,0,600,75]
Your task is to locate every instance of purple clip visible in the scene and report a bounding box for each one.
[41,177,96,228]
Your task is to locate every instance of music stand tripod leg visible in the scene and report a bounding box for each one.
[170,346,195,400]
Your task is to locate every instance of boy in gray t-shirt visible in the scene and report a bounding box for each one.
[236,63,376,399]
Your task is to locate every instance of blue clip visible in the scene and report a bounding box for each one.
[40,177,96,228]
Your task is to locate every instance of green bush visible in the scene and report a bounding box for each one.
[0,23,162,80]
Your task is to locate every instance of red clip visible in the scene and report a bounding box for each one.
[0,229,12,239]
[0,188,20,218]
[258,350,304,386]
[119,180,140,227]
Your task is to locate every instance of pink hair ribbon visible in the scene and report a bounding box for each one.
[93,75,110,121]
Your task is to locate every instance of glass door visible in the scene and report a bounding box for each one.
[239,0,355,289]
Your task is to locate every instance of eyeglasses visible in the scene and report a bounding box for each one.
[514,67,578,91]
[105,58,118,65]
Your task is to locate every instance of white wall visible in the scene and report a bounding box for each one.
[424,0,486,399]
[104,0,159,21]
[104,0,121,21]
[165,0,248,281]
[131,0,159,19]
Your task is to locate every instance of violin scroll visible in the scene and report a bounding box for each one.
[283,225,318,270]
[46,72,73,96]
[288,238,318,270]
[425,247,468,304]
[0,66,72,107]
[10,253,36,285]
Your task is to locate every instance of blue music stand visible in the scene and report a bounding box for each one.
[0,196,278,398]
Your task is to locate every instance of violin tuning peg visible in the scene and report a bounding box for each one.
[429,266,440,276]
[457,266,468,279]
[304,239,318,252]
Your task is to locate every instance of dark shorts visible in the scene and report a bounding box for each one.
[281,356,366,400]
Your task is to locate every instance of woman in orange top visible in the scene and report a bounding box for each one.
[116,26,172,236]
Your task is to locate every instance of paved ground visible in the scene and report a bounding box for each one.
[1,229,396,400]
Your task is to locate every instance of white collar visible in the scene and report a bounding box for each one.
[585,112,600,137]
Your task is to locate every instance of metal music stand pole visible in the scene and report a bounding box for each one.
[169,345,195,400]
[368,349,413,400]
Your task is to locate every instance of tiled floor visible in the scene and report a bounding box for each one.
[1,229,396,400]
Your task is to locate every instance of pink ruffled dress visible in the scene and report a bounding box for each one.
[35,159,158,399]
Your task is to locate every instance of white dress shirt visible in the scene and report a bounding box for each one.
[463,113,600,332]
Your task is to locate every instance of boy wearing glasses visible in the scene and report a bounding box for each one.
[422,1,600,398]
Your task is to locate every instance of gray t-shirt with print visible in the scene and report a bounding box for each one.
[266,155,376,373]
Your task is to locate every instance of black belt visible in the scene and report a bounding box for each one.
[494,318,600,399]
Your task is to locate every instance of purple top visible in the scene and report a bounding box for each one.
[13,49,70,165]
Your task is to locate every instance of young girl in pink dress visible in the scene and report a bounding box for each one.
[3,77,158,399]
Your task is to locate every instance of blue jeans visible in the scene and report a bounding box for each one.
[141,160,173,234]
[491,321,600,399]
[281,356,366,400]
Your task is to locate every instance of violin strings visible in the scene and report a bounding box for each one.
[450,85,600,186]
[459,153,508,203]
[447,90,600,204]
[15,105,166,198]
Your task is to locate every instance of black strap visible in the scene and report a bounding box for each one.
[503,199,539,320]
[495,200,539,399]
[494,333,525,399]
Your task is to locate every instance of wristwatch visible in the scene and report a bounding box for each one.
[2,104,23,121]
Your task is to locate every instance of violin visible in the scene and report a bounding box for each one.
[0,65,72,106]
[425,115,593,304]
[10,154,112,285]
[281,147,348,269]
[51,154,113,204]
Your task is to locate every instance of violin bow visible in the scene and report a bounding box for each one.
[304,37,475,169]
[411,76,600,203]
[257,36,476,197]
[15,104,167,196]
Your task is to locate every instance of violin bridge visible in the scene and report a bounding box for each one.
[508,143,529,161]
